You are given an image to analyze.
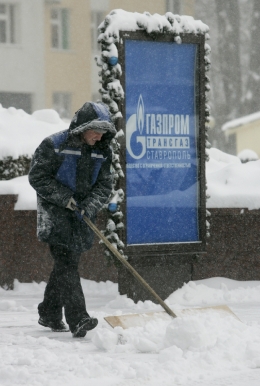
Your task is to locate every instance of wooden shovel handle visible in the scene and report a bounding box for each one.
[82,214,177,319]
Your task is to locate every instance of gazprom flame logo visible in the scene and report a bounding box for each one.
[126,94,146,160]
[137,95,145,135]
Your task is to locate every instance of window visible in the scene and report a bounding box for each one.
[91,11,104,52]
[53,92,71,120]
[0,92,32,113]
[51,8,70,50]
[165,0,181,14]
[0,3,17,44]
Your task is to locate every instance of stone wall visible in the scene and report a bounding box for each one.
[0,195,117,288]
[192,208,260,281]
[1,195,260,302]
[118,208,260,302]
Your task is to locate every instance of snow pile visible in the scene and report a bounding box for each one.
[0,175,37,210]
[88,278,260,384]
[98,9,209,42]
[237,149,258,162]
[7,279,48,294]
[0,105,68,209]
[167,278,260,306]
[206,147,260,209]
[81,279,118,296]
[1,277,260,385]
[0,104,67,160]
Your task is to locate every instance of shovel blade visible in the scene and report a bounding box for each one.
[104,305,239,329]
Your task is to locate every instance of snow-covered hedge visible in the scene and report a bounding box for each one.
[0,155,31,180]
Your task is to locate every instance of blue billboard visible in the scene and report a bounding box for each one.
[125,39,200,245]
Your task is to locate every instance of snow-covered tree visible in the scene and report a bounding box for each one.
[215,0,242,120]
[195,0,259,154]
[243,0,260,115]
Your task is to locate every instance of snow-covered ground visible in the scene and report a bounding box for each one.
[1,277,260,385]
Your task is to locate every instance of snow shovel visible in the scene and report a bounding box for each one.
[79,212,239,328]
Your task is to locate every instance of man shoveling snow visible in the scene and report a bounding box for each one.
[28,101,116,337]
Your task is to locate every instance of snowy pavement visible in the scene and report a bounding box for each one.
[1,278,260,386]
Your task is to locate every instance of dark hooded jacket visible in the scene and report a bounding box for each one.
[28,102,116,252]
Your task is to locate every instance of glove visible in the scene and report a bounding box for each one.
[66,197,85,222]
[75,207,85,222]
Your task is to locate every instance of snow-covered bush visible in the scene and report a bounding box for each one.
[0,155,31,180]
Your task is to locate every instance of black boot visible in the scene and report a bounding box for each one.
[38,317,69,332]
[72,317,98,338]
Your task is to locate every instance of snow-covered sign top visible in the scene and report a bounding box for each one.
[98,9,209,41]
[96,9,211,123]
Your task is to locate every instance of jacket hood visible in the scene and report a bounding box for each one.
[68,102,116,144]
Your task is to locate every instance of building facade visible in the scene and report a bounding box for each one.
[0,0,194,118]
[0,0,45,113]
[222,112,260,157]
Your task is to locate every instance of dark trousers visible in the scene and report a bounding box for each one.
[38,244,89,331]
